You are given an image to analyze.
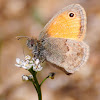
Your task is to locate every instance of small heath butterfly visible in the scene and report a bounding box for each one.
[24,4,89,75]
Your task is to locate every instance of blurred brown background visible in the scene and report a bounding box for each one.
[0,0,100,100]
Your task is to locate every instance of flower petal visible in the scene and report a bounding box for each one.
[38,64,41,68]
[35,59,40,65]
[25,55,31,60]
[16,58,20,64]
[33,66,37,71]
[28,75,33,79]
[37,67,43,71]
[29,61,33,64]
[32,58,35,61]
[22,75,28,81]
[22,62,32,70]
[15,64,22,67]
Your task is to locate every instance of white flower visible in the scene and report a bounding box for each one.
[15,55,43,71]
[15,57,33,70]
[33,64,43,72]
[22,75,33,81]
[16,58,20,63]
[37,67,43,71]
[32,58,35,61]
[28,75,33,80]
[25,55,31,60]
[37,64,43,71]
[15,58,24,68]
[29,60,34,65]
[15,64,21,67]
[32,58,43,72]
[22,75,28,81]
[35,59,40,64]
[22,61,33,70]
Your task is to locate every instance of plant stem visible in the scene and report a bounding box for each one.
[40,76,49,87]
[34,72,42,100]
[28,68,42,100]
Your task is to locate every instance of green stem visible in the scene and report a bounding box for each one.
[28,68,42,100]
[40,76,49,87]
[29,79,38,93]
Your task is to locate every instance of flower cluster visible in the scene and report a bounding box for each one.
[15,55,43,71]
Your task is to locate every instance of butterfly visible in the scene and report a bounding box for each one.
[18,4,89,75]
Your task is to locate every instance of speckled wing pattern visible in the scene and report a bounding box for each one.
[41,38,89,73]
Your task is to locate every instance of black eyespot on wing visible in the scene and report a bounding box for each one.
[69,13,74,17]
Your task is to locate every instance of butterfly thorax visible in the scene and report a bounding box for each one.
[27,38,45,62]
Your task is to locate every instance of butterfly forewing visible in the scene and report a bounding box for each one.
[39,4,86,41]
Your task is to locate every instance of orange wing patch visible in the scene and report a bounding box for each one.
[39,4,86,41]
[47,11,82,41]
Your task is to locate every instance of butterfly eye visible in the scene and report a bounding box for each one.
[31,44,33,47]
[69,12,75,17]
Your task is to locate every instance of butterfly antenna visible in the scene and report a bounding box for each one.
[16,36,30,40]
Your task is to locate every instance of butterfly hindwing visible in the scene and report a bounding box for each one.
[41,37,89,73]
